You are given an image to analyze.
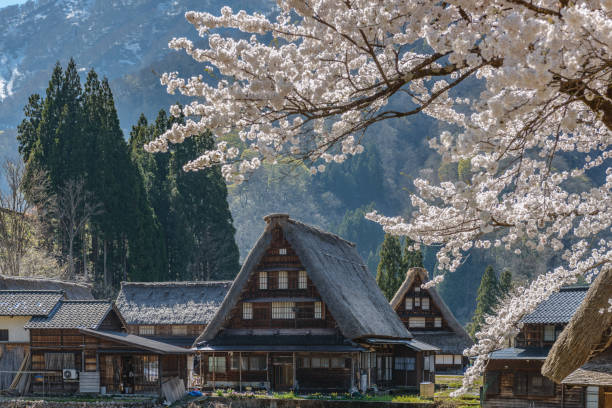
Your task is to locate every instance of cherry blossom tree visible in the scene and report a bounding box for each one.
[145,0,612,393]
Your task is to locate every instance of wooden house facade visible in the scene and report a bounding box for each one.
[390,268,473,374]
[543,268,612,408]
[115,281,231,347]
[482,286,589,408]
[193,214,438,393]
[24,299,190,395]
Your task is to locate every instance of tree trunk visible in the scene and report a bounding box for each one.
[103,239,107,289]
[68,236,74,278]
[82,230,87,280]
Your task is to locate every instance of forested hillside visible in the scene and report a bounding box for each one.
[0,0,603,322]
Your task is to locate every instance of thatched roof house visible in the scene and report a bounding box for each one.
[196,214,410,345]
[0,275,92,299]
[390,267,472,356]
[116,281,231,326]
[542,268,612,385]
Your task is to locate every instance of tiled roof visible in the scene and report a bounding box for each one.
[0,290,63,316]
[25,300,112,329]
[489,347,551,360]
[521,286,589,324]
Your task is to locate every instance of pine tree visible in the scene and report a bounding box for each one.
[468,265,501,338]
[402,238,424,270]
[499,269,513,297]
[376,234,404,300]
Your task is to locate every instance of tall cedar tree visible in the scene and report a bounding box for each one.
[17,61,166,292]
[468,265,502,338]
[129,109,240,280]
[376,234,425,300]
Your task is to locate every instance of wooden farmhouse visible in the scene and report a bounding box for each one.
[0,277,92,391]
[390,267,473,374]
[542,267,612,408]
[115,281,231,347]
[193,214,438,393]
[482,286,589,408]
[24,298,191,395]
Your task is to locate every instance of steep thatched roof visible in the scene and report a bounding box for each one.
[390,267,473,354]
[115,281,232,325]
[0,275,92,299]
[561,348,612,386]
[542,268,612,383]
[195,214,411,345]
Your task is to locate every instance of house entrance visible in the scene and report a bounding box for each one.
[272,355,293,390]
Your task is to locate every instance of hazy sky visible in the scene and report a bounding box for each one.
[0,0,27,8]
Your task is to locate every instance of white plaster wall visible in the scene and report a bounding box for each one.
[0,316,31,343]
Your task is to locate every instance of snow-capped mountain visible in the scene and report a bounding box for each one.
[0,0,273,133]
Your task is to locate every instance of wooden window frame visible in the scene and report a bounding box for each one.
[208,356,226,374]
[259,272,268,290]
[139,325,155,336]
[298,270,307,289]
[277,271,288,289]
[243,302,253,320]
[422,297,430,310]
[171,325,188,336]
[314,302,323,319]
[405,298,413,310]
[271,301,295,319]
[0,329,8,342]
[409,317,425,328]
[434,317,442,328]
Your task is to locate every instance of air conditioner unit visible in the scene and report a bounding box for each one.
[62,369,78,380]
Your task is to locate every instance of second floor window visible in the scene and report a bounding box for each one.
[414,297,421,307]
[278,271,288,289]
[243,302,253,320]
[314,301,323,319]
[544,325,555,341]
[298,270,307,289]
[422,297,430,310]
[434,317,442,327]
[139,326,154,336]
[259,272,267,290]
[272,301,295,319]
[409,317,425,328]
[405,298,413,310]
[171,325,187,336]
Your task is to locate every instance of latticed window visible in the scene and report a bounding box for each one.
[298,270,307,289]
[434,317,442,327]
[394,357,415,371]
[544,325,555,341]
[243,302,253,320]
[208,356,226,373]
[454,355,462,365]
[139,326,154,336]
[314,302,323,319]
[249,356,267,371]
[134,355,159,383]
[405,298,413,310]
[279,248,287,255]
[259,272,267,290]
[272,301,295,319]
[278,271,288,289]
[414,297,421,307]
[172,325,187,336]
[409,317,425,327]
[422,297,430,310]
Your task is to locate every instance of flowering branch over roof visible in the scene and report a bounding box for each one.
[145,0,612,394]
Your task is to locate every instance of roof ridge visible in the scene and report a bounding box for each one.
[120,280,232,287]
[287,218,356,248]
[62,299,111,303]
[0,274,92,288]
[0,290,64,294]
[558,286,590,292]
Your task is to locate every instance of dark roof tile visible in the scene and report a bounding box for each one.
[25,300,112,329]
[0,290,63,316]
[521,286,589,324]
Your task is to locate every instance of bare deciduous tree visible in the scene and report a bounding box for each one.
[0,159,51,276]
[57,177,102,279]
